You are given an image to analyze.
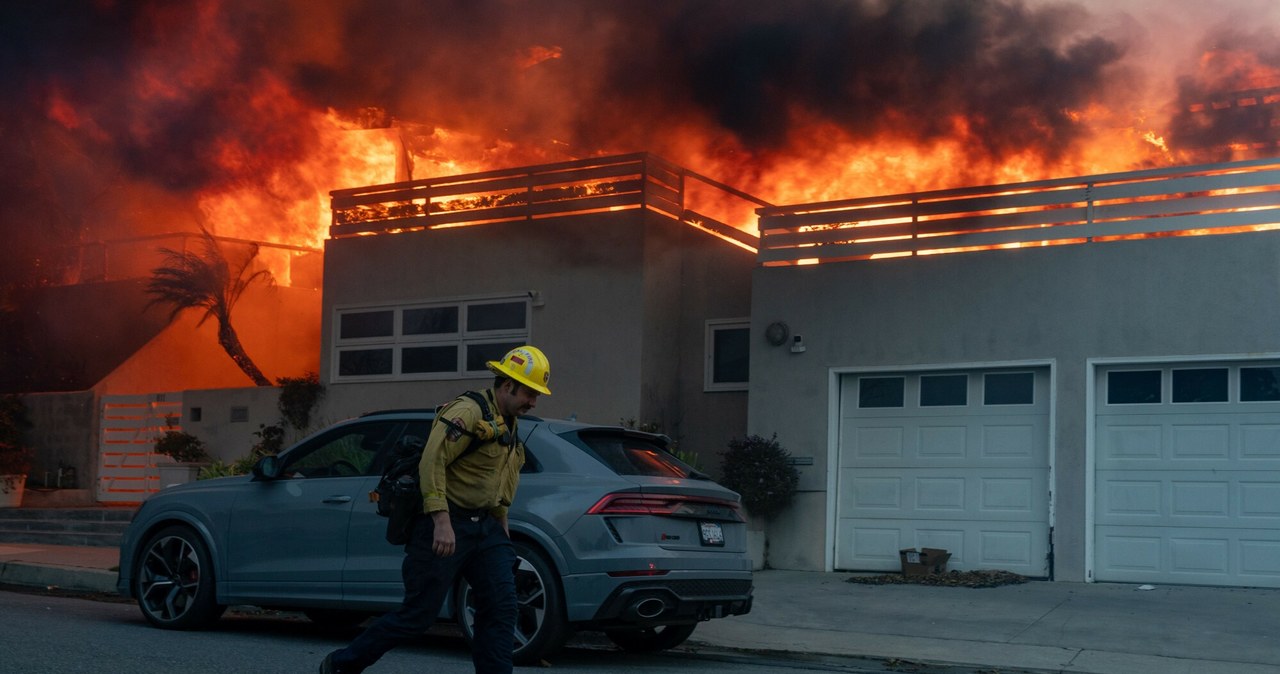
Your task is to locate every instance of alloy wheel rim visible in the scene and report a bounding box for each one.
[138,535,201,622]
[462,555,546,648]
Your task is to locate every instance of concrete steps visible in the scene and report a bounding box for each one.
[0,507,135,548]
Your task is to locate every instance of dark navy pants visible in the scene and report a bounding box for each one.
[330,512,517,673]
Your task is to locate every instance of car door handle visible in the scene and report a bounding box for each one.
[323,495,353,504]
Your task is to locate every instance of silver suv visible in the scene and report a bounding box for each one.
[116,410,753,663]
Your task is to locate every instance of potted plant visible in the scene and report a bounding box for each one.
[153,429,212,488]
[720,433,800,569]
[0,395,34,508]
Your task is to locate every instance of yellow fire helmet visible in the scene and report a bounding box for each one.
[487,345,552,395]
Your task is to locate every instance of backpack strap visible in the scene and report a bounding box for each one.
[434,390,510,463]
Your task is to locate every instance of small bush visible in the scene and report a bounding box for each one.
[251,423,285,456]
[0,395,33,475]
[153,430,211,463]
[277,372,323,431]
[720,434,799,520]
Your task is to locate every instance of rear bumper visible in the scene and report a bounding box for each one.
[586,576,753,629]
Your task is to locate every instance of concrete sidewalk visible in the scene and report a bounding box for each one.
[2,543,1278,673]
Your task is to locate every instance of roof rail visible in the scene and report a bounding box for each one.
[358,408,544,422]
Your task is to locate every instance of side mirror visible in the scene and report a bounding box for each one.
[253,455,282,481]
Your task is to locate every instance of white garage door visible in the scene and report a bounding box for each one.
[835,367,1051,576]
[1095,361,1280,588]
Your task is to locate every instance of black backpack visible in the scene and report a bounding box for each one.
[371,391,496,544]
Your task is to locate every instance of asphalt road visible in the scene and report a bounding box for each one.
[1,587,917,674]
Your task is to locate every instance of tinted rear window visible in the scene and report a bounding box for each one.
[572,432,690,478]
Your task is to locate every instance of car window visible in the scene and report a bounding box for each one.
[284,421,397,478]
[571,432,689,478]
[397,419,541,474]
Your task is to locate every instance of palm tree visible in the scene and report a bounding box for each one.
[146,226,274,386]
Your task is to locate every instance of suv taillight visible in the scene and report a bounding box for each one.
[587,493,743,520]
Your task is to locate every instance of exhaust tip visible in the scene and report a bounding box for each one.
[632,597,667,619]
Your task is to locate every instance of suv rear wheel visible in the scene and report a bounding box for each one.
[456,540,568,665]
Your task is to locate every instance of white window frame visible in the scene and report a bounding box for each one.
[333,294,530,382]
[704,318,750,392]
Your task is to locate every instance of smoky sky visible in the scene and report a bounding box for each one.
[0,0,1275,264]
[0,0,1138,188]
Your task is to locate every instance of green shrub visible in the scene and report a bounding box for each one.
[0,395,33,475]
[153,430,210,463]
[277,372,323,431]
[720,434,799,520]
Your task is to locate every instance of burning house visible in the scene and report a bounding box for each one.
[4,0,1280,588]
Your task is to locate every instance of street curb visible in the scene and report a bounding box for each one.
[0,561,117,594]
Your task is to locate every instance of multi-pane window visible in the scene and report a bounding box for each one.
[859,376,905,408]
[705,319,749,391]
[334,296,529,381]
[984,372,1034,405]
[1107,370,1162,404]
[920,374,967,406]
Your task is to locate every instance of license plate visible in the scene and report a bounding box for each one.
[699,521,724,546]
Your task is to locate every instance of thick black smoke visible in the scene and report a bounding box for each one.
[0,1,1133,193]
[1167,25,1280,161]
[1,0,1273,274]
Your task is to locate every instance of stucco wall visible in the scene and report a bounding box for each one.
[317,210,753,460]
[321,212,648,425]
[181,386,289,463]
[749,231,1280,578]
[669,226,754,470]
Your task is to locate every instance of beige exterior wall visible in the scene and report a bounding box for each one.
[317,209,753,459]
[749,231,1280,578]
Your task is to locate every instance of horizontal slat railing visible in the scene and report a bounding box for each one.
[759,157,1280,266]
[330,153,769,247]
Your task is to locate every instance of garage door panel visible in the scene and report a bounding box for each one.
[837,368,1051,575]
[841,467,1048,521]
[1241,540,1280,577]
[1170,424,1231,459]
[1094,362,1280,588]
[1097,469,1280,528]
[847,417,1047,463]
[1097,525,1280,586]
[1242,483,1280,517]
[850,425,905,458]
[1242,424,1280,457]
[836,519,1045,574]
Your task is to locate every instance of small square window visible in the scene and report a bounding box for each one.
[230,406,249,423]
[1172,368,1228,403]
[403,307,458,335]
[467,301,526,332]
[985,372,1034,405]
[340,310,394,339]
[712,328,749,384]
[921,374,967,406]
[188,407,202,422]
[705,321,749,391]
[859,377,904,408]
[402,345,457,373]
[1241,367,1280,401]
[339,348,393,376]
[1108,370,1162,404]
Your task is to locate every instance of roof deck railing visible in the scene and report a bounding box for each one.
[758,156,1280,266]
[329,152,768,251]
